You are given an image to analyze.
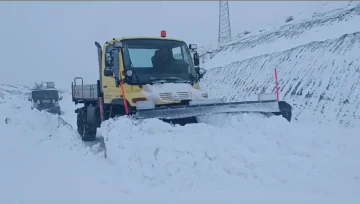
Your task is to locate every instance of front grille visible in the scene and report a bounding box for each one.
[38,99,55,109]
[159,92,190,101]
[40,103,54,109]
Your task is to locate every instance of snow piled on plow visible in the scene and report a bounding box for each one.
[100,114,360,199]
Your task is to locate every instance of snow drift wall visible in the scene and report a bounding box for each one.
[0,85,126,201]
[100,113,360,198]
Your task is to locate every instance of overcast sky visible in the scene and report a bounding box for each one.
[0,1,349,89]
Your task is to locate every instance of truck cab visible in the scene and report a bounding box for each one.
[71,32,207,141]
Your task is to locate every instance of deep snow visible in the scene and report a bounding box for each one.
[1,84,360,203]
[101,114,360,198]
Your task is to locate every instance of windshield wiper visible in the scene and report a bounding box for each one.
[165,77,192,83]
[149,77,166,84]
[149,77,191,84]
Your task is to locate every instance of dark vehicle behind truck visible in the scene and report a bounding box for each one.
[28,82,63,115]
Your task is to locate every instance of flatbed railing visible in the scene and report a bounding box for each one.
[71,77,98,102]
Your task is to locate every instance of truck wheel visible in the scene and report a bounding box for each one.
[77,108,96,142]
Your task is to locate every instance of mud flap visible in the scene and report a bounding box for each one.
[135,99,281,120]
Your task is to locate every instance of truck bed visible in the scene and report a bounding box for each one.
[72,84,98,102]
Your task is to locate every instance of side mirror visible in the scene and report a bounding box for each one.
[193,52,200,67]
[105,52,113,67]
[27,96,31,101]
[104,68,113,76]
[59,96,63,100]
[189,44,197,51]
[104,51,114,77]
[199,68,207,76]
[198,68,207,79]
[196,67,207,80]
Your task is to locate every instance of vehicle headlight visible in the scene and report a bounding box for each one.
[201,93,208,98]
[126,70,133,77]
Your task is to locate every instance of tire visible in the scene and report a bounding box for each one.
[77,108,97,142]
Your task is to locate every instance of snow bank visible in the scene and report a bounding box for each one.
[100,114,360,199]
[0,87,130,202]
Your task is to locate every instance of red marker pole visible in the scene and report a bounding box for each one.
[98,97,104,121]
[274,68,280,102]
[120,81,129,115]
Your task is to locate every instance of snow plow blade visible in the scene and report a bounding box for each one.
[135,94,292,122]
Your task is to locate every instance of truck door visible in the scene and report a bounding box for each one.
[101,44,124,104]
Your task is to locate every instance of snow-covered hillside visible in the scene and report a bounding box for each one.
[200,2,360,127]
[0,84,30,102]
[201,2,360,66]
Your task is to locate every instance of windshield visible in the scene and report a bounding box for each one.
[121,39,196,84]
[31,90,59,99]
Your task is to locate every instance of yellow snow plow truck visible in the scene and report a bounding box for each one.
[71,31,292,141]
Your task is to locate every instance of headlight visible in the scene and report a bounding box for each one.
[126,70,133,77]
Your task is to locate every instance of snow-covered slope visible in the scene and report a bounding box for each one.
[201,2,360,67]
[0,84,30,102]
[199,3,360,127]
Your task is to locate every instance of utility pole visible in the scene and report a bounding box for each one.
[218,0,232,44]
